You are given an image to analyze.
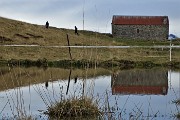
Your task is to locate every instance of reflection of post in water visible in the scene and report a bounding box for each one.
[82,69,88,97]
[66,69,72,95]
[66,71,78,95]
[66,33,73,95]
[111,69,168,95]
[82,78,85,97]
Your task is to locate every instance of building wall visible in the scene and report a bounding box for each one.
[112,24,169,40]
[111,69,168,95]
[111,69,168,86]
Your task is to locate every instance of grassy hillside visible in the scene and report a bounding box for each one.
[0,17,118,46]
[1,16,179,46]
[0,17,179,67]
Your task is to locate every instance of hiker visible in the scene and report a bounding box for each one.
[45,21,49,29]
[75,26,78,35]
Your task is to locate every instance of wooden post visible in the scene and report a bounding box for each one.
[66,34,72,60]
[66,34,72,95]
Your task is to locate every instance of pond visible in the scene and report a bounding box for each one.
[0,67,179,119]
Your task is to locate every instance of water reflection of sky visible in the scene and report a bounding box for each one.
[0,70,179,120]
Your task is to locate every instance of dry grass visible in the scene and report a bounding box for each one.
[46,97,101,119]
[0,46,179,64]
[0,17,179,66]
[0,17,115,46]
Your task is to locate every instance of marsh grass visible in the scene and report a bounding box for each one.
[46,96,101,119]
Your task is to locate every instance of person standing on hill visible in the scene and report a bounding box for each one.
[75,26,79,35]
[46,21,49,29]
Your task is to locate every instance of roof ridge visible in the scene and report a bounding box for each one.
[112,15,169,25]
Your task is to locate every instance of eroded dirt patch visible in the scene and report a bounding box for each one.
[0,36,12,42]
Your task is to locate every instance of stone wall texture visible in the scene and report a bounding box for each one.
[112,24,169,40]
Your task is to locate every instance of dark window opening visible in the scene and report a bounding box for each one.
[137,29,140,33]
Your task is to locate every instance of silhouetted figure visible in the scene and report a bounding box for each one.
[45,81,48,89]
[45,21,49,29]
[75,26,78,35]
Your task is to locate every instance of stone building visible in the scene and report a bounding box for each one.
[112,15,169,40]
[111,69,168,95]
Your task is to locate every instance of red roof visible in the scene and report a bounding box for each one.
[112,86,168,95]
[112,15,169,25]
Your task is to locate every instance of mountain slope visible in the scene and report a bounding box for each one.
[0,17,115,46]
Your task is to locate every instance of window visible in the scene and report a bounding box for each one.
[137,29,140,33]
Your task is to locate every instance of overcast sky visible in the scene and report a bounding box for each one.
[0,0,180,36]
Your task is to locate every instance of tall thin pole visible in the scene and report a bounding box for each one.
[83,0,85,31]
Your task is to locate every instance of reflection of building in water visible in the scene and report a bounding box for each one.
[111,69,168,95]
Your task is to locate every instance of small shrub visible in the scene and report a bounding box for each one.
[46,97,101,119]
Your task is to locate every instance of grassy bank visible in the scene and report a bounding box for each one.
[2,58,179,69]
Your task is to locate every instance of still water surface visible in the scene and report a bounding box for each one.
[0,67,179,120]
